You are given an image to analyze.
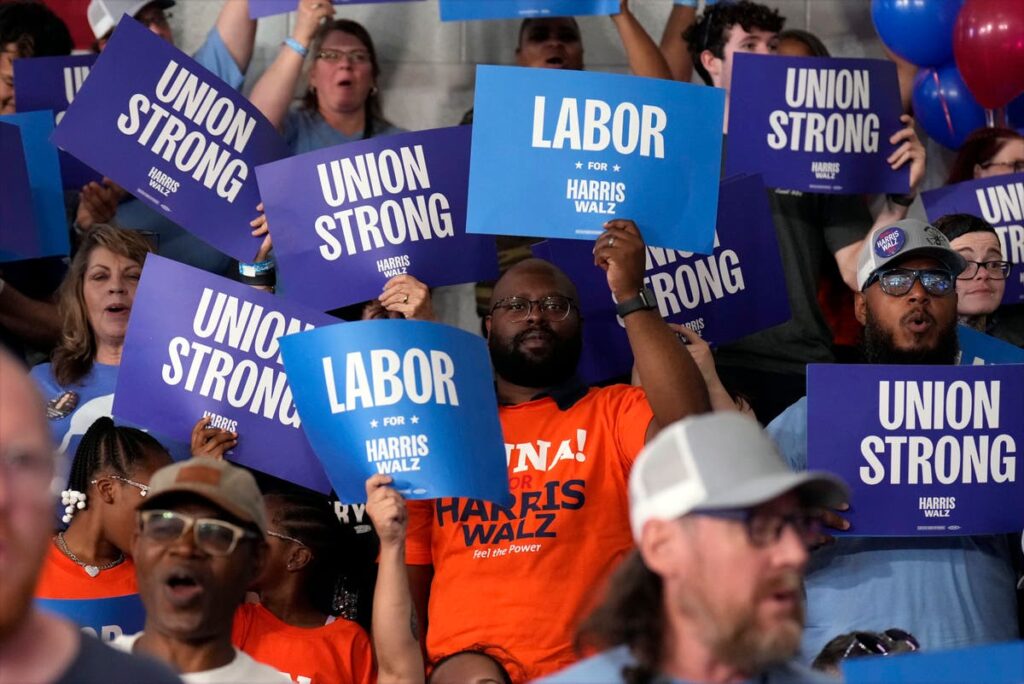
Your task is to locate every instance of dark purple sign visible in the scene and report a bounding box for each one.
[113,254,334,493]
[922,173,1024,305]
[257,125,497,311]
[249,0,424,18]
[807,363,1024,536]
[51,18,288,263]
[14,54,102,189]
[532,174,790,383]
[726,54,908,194]
[0,122,39,259]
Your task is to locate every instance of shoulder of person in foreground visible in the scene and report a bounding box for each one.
[532,645,633,684]
[56,632,182,684]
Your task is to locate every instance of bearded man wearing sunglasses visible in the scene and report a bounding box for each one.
[768,218,1020,659]
[111,458,289,683]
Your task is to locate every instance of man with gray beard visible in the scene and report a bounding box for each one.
[540,412,846,684]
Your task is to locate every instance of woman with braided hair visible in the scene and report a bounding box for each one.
[232,488,375,684]
[35,416,171,599]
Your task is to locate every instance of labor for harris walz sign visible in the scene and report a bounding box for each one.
[467,66,724,254]
[726,54,907,195]
[922,173,1024,305]
[113,255,333,493]
[51,18,287,263]
[807,364,1024,536]
[279,320,511,506]
[257,126,497,311]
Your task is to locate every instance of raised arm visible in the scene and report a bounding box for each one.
[594,220,710,439]
[659,1,697,82]
[612,0,672,80]
[248,0,334,129]
[0,280,60,350]
[366,475,426,684]
[215,0,258,73]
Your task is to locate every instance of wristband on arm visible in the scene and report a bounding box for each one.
[283,37,308,58]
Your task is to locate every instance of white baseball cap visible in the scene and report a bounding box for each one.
[628,413,849,541]
[87,0,175,40]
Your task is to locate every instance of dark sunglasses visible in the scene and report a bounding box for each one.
[841,628,920,659]
[865,268,955,297]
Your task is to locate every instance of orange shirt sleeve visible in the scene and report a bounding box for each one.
[609,385,655,471]
[405,499,435,566]
[346,623,377,684]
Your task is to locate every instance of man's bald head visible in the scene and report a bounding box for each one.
[490,258,579,309]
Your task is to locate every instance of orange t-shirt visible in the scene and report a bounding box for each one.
[406,385,653,681]
[232,603,376,684]
[35,542,138,599]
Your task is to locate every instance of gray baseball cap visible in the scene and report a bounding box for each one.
[856,218,967,291]
[629,413,848,541]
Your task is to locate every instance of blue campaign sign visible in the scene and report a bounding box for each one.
[250,0,424,18]
[0,112,70,263]
[726,54,907,194]
[257,126,498,311]
[37,594,146,642]
[807,363,1024,536]
[440,0,618,21]
[279,320,511,506]
[922,173,1024,305]
[467,65,724,253]
[13,54,102,189]
[0,122,38,260]
[844,641,1024,684]
[113,254,334,493]
[958,325,1024,365]
[532,174,790,383]
[51,18,288,263]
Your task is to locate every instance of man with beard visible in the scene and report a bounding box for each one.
[110,457,288,682]
[405,219,710,681]
[540,412,846,683]
[768,218,1021,658]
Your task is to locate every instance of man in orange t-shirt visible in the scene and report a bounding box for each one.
[406,220,710,681]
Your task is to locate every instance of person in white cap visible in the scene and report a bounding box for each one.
[538,412,847,684]
[768,217,1020,659]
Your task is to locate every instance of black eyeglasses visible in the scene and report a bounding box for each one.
[139,510,259,556]
[865,268,955,297]
[695,507,823,548]
[841,629,920,659]
[489,296,575,323]
[958,260,1011,280]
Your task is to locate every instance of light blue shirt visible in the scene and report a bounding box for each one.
[767,397,1019,662]
[282,109,404,155]
[537,646,834,684]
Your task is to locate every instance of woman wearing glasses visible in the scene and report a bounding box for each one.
[934,213,1021,347]
[946,127,1024,184]
[35,417,172,600]
[249,0,401,154]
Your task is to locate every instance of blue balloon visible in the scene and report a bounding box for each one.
[871,0,964,67]
[912,63,987,149]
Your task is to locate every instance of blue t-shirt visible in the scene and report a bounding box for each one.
[107,27,244,276]
[281,109,404,155]
[537,645,833,684]
[767,397,1019,661]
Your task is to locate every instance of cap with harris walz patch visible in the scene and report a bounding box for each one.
[856,218,968,291]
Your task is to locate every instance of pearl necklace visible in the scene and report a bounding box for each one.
[55,532,125,578]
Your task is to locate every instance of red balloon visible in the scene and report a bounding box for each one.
[953,0,1024,109]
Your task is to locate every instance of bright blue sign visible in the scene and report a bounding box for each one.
[958,325,1024,365]
[37,594,146,642]
[0,112,69,262]
[532,174,790,382]
[256,126,497,311]
[249,0,424,19]
[726,54,908,194]
[441,0,618,21]
[13,54,102,189]
[467,65,724,253]
[279,320,511,506]
[807,363,1024,536]
[922,172,1024,305]
[51,17,288,263]
[844,641,1024,684]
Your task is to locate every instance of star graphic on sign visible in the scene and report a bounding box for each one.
[613,164,621,172]
[575,161,583,169]
[370,419,379,428]
[411,415,420,424]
